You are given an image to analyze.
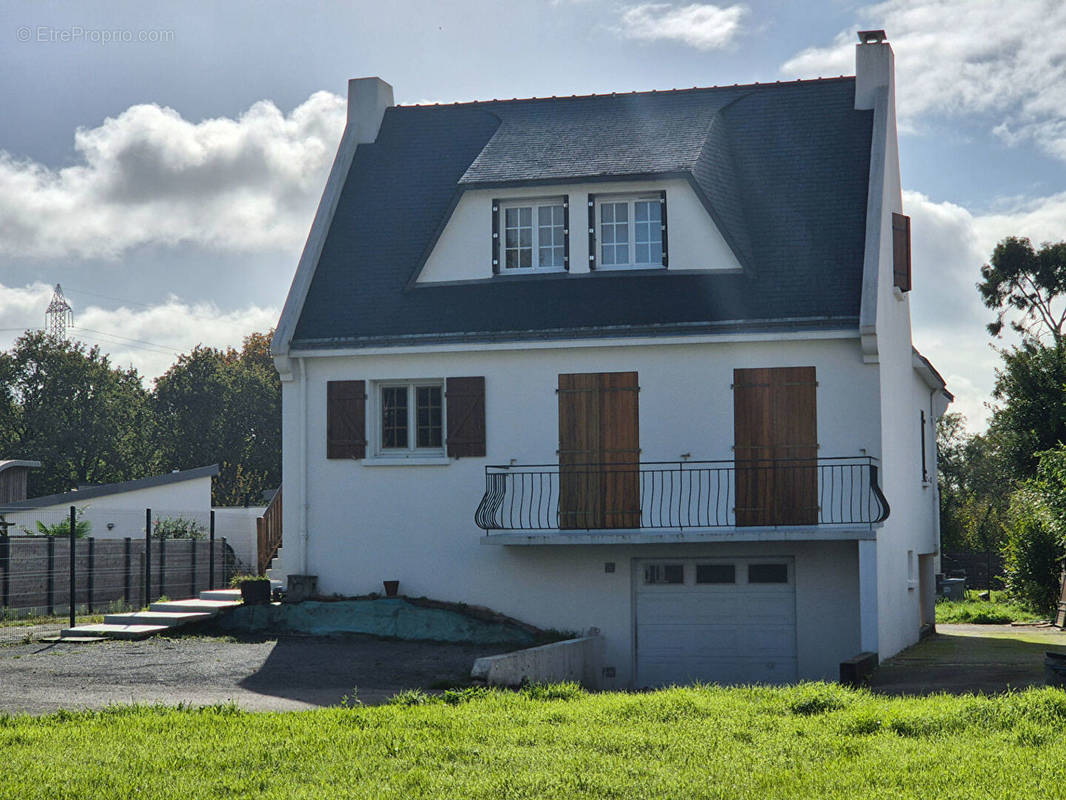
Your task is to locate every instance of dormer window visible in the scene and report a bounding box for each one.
[493,197,568,273]
[589,191,668,270]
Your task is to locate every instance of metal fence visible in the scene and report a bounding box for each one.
[0,506,236,623]
[475,457,890,532]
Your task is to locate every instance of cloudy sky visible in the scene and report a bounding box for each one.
[2,0,1065,431]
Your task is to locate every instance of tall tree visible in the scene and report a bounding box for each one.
[0,331,154,496]
[152,331,280,505]
[979,236,1066,345]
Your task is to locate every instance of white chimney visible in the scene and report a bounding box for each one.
[854,30,893,111]
[347,77,394,144]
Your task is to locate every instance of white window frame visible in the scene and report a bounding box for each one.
[372,380,445,458]
[596,193,665,270]
[498,197,566,273]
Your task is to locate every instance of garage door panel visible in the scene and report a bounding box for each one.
[636,558,797,687]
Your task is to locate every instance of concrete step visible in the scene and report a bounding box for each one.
[104,611,215,626]
[199,589,243,602]
[150,598,239,614]
[60,623,171,640]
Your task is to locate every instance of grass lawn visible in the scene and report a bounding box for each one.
[3,684,1066,799]
[935,590,1043,624]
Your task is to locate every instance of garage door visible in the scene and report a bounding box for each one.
[635,558,797,687]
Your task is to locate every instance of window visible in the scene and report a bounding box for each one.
[597,195,664,269]
[644,564,684,585]
[919,410,929,482]
[376,382,444,456]
[499,200,566,271]
[748,564,789,584]
[696,564,735,584]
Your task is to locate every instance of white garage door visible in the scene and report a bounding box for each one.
[635,558,797,687]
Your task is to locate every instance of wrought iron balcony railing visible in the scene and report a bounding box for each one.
[475,457,890,532]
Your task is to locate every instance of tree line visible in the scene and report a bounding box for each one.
[939,237,1066,612]
[0,329,280,507]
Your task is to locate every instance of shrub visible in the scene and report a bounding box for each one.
[1001,488,1061,614]
[153,515,206,540]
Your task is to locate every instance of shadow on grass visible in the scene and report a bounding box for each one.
[871,631,1066,696]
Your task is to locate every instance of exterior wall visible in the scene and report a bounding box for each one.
[282,335,877,687]
[3,477,213,542]
[416,177,742,284]
[211,507,263,573]
[858,40,946,660]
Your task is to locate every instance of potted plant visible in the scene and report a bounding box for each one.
[230,574,272,605]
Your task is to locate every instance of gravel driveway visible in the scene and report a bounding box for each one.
[0,629,512,714]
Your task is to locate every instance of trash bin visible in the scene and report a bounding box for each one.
[940,577,966,601]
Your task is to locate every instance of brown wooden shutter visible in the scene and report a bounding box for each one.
[446,377,486,458]
[892,212,912,292]
[733,367,817,526]
[327,380,366,459]
[558,371,640,529]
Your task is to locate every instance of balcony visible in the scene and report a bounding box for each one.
[475,457,890,544]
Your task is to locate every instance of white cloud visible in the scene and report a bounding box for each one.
[0,91,346,260]
[906,188,1066,432]
[617,3,747,50]
[780,0,1066,159]
[0,281,278,383]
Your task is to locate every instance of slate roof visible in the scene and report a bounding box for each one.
[289,78,873,350]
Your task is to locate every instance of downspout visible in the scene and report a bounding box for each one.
[298,356,310,575]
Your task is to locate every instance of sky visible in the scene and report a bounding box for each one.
[2,0,1065,432]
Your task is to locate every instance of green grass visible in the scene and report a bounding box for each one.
[3,683,1066,798]
[936,590,1044,624]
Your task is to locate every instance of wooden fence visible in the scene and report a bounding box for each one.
[256,488,282,576]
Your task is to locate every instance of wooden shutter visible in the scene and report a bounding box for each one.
[446,377,486,458]
[659,190,669,268]
[491,199,501,275]
[587,194,597,270]
[892,212,911,292]
[733,367,817,526]
[558,372,640,529]
[327,380,366,459]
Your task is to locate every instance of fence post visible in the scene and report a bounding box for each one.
[144,508,152,607]
[87,536,95,614]
[209,511,215,591]
[159,537,166,600]
[189,538,196,598]
[0,532,8,608]
[68,506,76,628]
[221,537,228,587]
[123,538,131,607]
[46,534,55,616]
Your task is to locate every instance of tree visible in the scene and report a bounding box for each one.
[152,331,280,505]
[978,236,1066,345]
[0,332,155,497]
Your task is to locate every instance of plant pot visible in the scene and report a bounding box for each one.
[383,580,400,597]
[240,580,271,606]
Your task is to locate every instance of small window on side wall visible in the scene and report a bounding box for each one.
[595,193,667,269]
[892,212,912,292]
[493,198,568,273]
[376,381,444,457]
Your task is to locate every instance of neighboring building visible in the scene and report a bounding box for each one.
[0,461,41,504]
[0,465,218,541]
[270,31,951,688]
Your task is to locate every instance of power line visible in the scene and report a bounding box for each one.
[72,326,183,354]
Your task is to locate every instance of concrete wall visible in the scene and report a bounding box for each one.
[472,636,605,688]
[211,507,262,574]
[417,177,742,284]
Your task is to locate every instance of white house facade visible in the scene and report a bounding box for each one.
[271,31,951,688]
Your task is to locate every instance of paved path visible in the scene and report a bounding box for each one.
[872,623,1066,695]
[0,630,511,714]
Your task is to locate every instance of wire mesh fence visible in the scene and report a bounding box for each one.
[0,506,237,621]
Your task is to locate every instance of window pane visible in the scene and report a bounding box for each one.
[644,564,684,585]
[504,205,533,270]
[634,201,662,265]
[635,243,650,264]
[748,564,789,584]
[696,564,735,584]
[381,387,408,449]
[599,202,629,266]
[537,204,565,268]
[415,386,442,448]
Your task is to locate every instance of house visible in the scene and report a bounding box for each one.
[270,30,952,688]
[0,460,42,505]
